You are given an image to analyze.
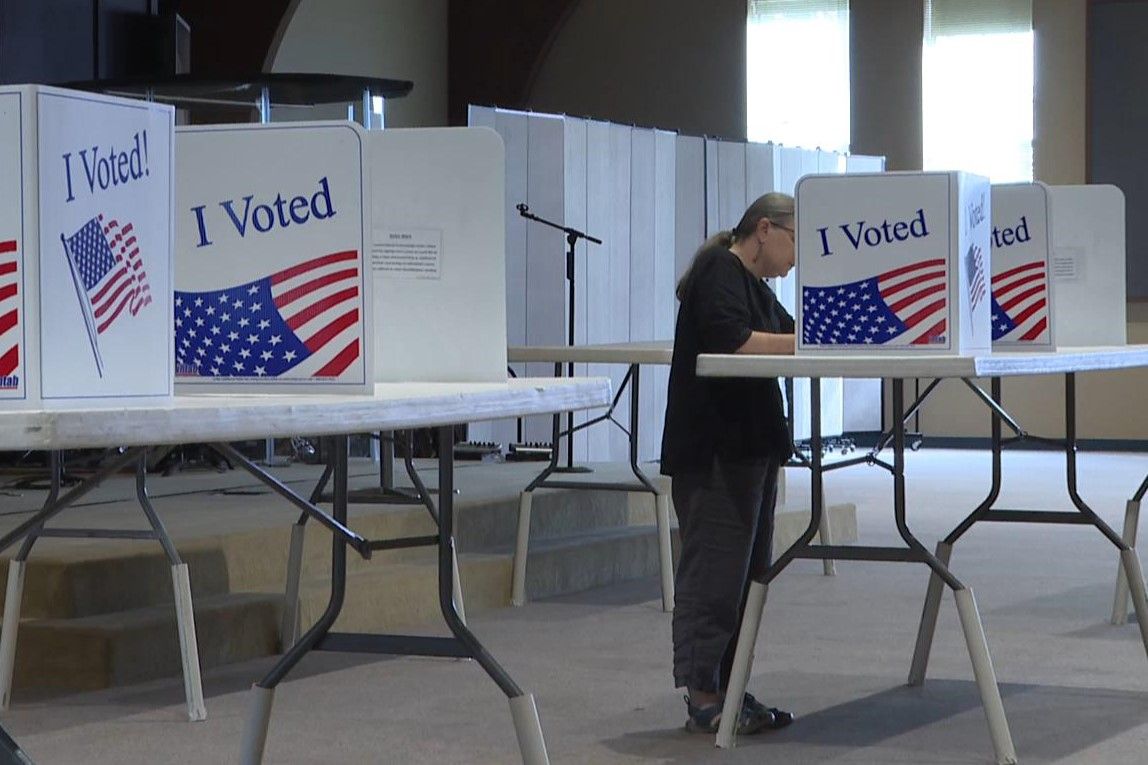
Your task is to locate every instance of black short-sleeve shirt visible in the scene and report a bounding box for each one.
[660,245,795,475]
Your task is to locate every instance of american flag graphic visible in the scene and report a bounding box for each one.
[991,260,1048,342]
[802,259,948,346]
[174,251,362,379]
[966,243,987,313]
[63,215,151,336]
[0,239,18,384]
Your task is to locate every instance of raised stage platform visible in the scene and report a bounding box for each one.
[0,459,856,695]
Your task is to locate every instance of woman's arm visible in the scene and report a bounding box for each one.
[735,331,795,355]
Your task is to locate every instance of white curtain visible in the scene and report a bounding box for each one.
[923,0,1034,182]
[747,0,850,153]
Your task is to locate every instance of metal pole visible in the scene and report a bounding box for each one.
[361,88,374,130]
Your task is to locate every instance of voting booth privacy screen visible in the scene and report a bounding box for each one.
[0,85,174,407]
[370,127,508,383]
[1048,184,1127,347]
[174,121,372,394]
[796,171,992,356]
[990,182,1054,351]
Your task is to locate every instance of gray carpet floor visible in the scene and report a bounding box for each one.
[5,448,1148,764]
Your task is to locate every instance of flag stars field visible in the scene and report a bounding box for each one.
[173,251,363,380]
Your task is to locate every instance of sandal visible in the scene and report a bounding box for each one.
[684,693,795,735]
[742,692,795,730]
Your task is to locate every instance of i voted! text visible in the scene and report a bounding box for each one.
[61,130,150,203]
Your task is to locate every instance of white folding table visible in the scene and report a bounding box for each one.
[696,346,1148,765]
[0,378,611,765]
[507,343,677,611]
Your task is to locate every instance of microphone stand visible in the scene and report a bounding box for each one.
[517,203,602,473]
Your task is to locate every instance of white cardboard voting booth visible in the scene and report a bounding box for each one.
[1048,185,1127,347]
[174,121,371,393]
[0,85,174,407]
[990,182,1055,350]
[796,171,992,356]
[369,127,508,383]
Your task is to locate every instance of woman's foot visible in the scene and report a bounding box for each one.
[742,692,795,729]
[683,693,795,734]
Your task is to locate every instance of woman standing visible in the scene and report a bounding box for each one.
[660,192,797,734]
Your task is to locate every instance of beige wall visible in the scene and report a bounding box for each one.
[918,0,1148,442]
[527,0,748,140]
[268,0,447,129]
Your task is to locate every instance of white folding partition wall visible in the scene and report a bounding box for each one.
[470,104,883,460]
[564,116,590,462]
[630,128,656,460]
[650,130,677,460]
[524,114,568,447]
[589,120,634,461]
[582,118,613,462]
[706,139,749,236]
[675,135,706,282]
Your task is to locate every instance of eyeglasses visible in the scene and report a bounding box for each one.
[770,221,795,241]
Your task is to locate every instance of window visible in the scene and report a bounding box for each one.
[923,0,1033,182]
[747,0,850,152]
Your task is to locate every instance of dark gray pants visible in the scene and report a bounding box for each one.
[671,455,780,693]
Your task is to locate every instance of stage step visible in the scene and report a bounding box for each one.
[10,591,280,694]
[0,460,856,697]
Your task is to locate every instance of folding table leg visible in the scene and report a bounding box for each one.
[135,457,206,722]
[172,563,207,721]
[1112,499,1141,625]
[435,426,550,764]
[1118,548,1148,660]
[509,694,549,765]
[954,588,1017,765]
[718,378,825,749]
[0,562,26,711]
[242,686,276,765]
[816,500,836,576]
[280,516,308,648]
[451,544,467,624]
[655,492,675,613]
[512,491,533,607]
[908,540,954,686]
[715,581,768,749]
[241,437,350,765]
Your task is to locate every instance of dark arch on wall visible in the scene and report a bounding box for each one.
[174,0,293,75]
[447,0,581,125]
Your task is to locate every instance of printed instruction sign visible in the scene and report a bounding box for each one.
[1051,248,1081,281]
[372,228,442,280]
